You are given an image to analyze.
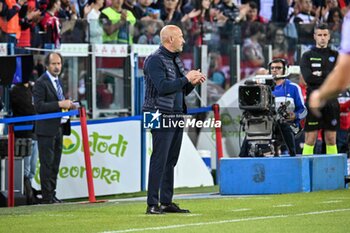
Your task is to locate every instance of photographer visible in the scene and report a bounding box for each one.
[270,59,307,156]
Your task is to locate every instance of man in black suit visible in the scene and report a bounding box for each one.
[33,52,76,204]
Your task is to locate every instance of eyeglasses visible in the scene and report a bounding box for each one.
[270,66,283,70]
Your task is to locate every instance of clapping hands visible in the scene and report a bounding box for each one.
[186,69,206,85]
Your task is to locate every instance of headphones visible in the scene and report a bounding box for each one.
[268,58,288,76]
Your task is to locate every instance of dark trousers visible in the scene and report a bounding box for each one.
[277,122,296,156]
[147,122,183,206]
[37,128,63,201]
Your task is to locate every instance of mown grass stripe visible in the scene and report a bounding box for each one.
[101,208,350,233]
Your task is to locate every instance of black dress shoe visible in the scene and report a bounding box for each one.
[41,199,54,204]
[146,205,164,214]
[160,203,190,213]
[52,196,63,203]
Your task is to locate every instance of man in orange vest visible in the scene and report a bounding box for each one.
[0,0,27,53]
[17,0,41,53]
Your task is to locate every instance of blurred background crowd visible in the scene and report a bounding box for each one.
[0,0,349,110]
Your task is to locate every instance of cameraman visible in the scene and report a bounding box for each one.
[239,59,307,157]
[270,59,307,156]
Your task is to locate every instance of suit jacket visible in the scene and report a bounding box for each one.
[33,72,71,136]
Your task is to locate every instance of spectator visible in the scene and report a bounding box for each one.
[320,0,339,22]
[17,0,41,53]
[39,0,62,48]
[122,0,143,20]
[134,0,160,21]
[183,0,222,51]
[246,1,267,23]
[178,0,193,15]
[327,7,343,48]
[160,0,182,24]
[271,27,294,64]
[241,22,266,79]
[34,57,45,77]
[137,21,161,44]
[58,0,78,20]
[216,0,249,45]
[294,0,318,24]
[86,0,104,44]
[208,52,225,88]
[0,0,27,53]
[96,72,114,109]
[271,0,290,24]
[100,0,136,44]
[294,0,320,45]
[70,0,90,18]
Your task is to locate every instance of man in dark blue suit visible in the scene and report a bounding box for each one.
[143,25,206,214]
[33,52,76,204]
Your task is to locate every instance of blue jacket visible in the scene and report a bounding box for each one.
[142,46,194,114]
[272,79,307,124]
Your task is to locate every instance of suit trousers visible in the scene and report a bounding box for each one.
[37,127,63,201]
[147,119,183,206]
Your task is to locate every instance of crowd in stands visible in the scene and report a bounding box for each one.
[0,0,349,158]
[0,0,348,52]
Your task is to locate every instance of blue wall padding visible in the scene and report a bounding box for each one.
[220,157,310,195]
[220,154,347,195]
[309,154,347,191]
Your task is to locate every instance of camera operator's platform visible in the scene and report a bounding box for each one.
[220,154,348,195]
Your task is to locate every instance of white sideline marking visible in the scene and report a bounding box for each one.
[321,200,343,204]
[273,204,294,208]
[9,214,75,218]
[231,208,251,212]
[184,214,202,217]
[236,197,271,200]
[136,214,202,217]
[101,208,350,233]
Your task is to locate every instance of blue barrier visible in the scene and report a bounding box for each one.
[187,106,212,114]
[309,154,347,191]
[220,155,347,195]
[1,107,215,195]
[0,110,79,124]
[220,157,310,195]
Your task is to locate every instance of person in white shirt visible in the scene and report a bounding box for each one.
[86,0,104,44]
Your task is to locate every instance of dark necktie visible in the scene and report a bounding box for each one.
[54,79,64,101]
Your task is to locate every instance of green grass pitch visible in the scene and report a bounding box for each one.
[0,187,349,233]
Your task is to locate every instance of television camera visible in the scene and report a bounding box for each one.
[238,75,293,157]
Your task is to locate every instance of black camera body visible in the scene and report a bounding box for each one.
[239,84,274,112]
[239,76,290,157]
[276,102,290,120]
